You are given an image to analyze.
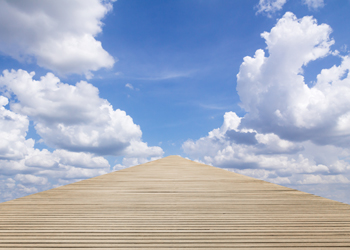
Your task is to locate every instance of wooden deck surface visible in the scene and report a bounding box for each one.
[1,155,350,249]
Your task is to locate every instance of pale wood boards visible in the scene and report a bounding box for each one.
[0,155,350,249]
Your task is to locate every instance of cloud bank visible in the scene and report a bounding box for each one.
[0,70,163,202]
[183,12,350,204]
[0,96,110,200]
[0,69,163,158]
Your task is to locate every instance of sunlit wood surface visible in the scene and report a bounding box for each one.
[1,155,350,249]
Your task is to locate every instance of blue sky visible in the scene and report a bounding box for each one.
[1,0,350,204]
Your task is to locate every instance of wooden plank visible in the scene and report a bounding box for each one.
[1,155,350,249]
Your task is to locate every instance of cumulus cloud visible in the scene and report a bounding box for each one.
[256,0,287,16]
[0,69,163,158]
[14,174,48,185]
[0,148,110,201]
[53,150,109,169]
[183,12,350,204]
[0,97,113,202]
[237,12,350,148]
[183,112,350,188]
[0,69,163,202]
[0,96,34,160]
[0,0,115,78]
[0,1,165,203]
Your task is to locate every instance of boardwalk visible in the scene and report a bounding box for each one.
[1,155,350,249]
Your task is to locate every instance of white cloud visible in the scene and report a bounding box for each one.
[0,98,112,202]
[256,0,287,16]
[0,69,163,158]
[58,165,108,180]
[183,112,302,160]
[0,1,165,203]
[113,155,162,170]
[14,174,48,185]
[53,150,109,169]
[256,0,324,16]
[0,147,111,201]
[297,174,349,184]
[0,96,34,160]
[31,150,110,181]
[123,140,164,158]
[183,12,350,204]
[183,111,350,188]
[125,83,134,90]
[24,149,59,169]
[237,12,350,148]
[0,70,163,202]
[130,71,193,81]
[302,0,324,10]
[17,184,38,194]
[0,0,115,78]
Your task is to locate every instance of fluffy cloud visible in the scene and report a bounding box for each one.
[237,12,350,148]
[0,96,34,161]
[256,0,287,16]
[0,0,115,78]
[183,112,350,188]
[183,12,350,204]
[0,1,165,203]
[14,174,48,185]
[0,69,163,202]
[53,150,109,169]
[0,98,112,202]
[0,69,163,158]
[0,150,110,201]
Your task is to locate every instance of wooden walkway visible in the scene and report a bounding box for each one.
[1,155,350,249]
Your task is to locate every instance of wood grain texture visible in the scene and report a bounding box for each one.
[1,155,350,249]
